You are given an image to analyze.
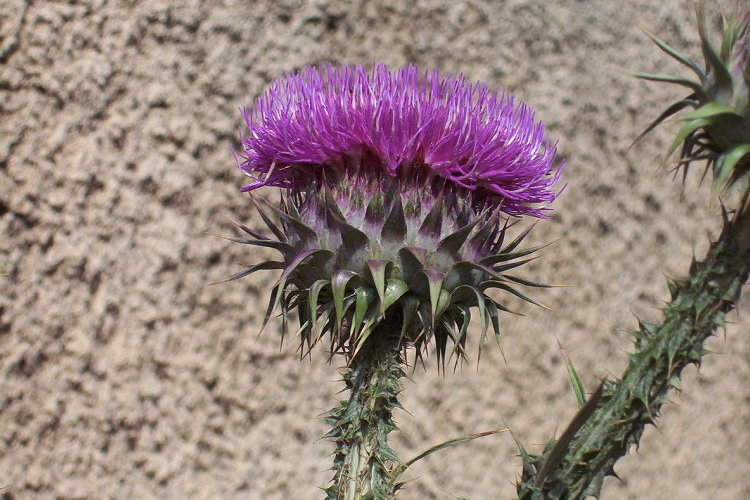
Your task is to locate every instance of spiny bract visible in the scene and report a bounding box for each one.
[636,4,750,198]
[227,64,564,365]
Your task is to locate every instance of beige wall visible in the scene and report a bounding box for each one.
[1,0,747,498]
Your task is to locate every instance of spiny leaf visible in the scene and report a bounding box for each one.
[367,259,391,314]
[352,286,376,337]
[269,204,319,244]
[350,308,382,359]
[435,217,482,258]
[413,307,431,353]
[631,72,706,96]
[249,194,286,242]
[666,118,712,157]
[422,269,446,326]
[381,192,407,242]
[558,340,587,408]
[261,278,285,333]
[293,317,311,344]
[679,102,743,121]
[418,193,443,240]
[453,304,471,362]
[331,270,357,332]
[467,211,501,252]
[632,98,698,147]
[482,280,550,310]
[364,191,385,230]
[720,11,746,59]
[397,429,508,473]
[534,382,606,489]
[500,221,536,254]
[666,277,679,298]
[279,286,289,338]
[209,260,285,285]
[451,260,504,284]
[502,274,554,288]
[382,278,409,312]
[452,285,488,362]
[479,242,551,266]
[640,25,705,77]
[321,184,345,220]
[434,320,450,370]
[435,289,452,320]
[489,212,511,249]
[329,210,371,255]
[440,317,461,352]
[484,299,501,348]
[450,284,483,307]
[225,215,269,241]
[696,4,733,86]
[308,279,330,335]
[397,247,426,282]
[492,256,539,273]
[637,319,659,338]
[399,293,420,345]
[713,144,750,192]
[339,295,356,340]
[282,191,301,220]
[284,289,305,310]
[487,297,522,316]
[212,233,292,254]
[278,248,333,284]
[302,304,333,357]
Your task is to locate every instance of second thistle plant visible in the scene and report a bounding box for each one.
[225,64,564,498]
[635,3,750,199]
[516,5,750,498]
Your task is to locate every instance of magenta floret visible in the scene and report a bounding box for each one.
[237,64,563,217]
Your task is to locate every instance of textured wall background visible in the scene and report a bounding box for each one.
[1,0,748,498]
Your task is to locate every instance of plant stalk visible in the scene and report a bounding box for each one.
[517,205,750,499]
[325,331,404,500]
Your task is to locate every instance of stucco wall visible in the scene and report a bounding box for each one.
[1,1,748,498]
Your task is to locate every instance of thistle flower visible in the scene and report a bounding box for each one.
[229,64,563,364]
[635,4,750,198]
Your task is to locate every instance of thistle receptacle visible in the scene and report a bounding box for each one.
[636,3,750,202]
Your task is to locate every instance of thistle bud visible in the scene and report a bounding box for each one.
[230,64,563,364]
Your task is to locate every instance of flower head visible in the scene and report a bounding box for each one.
[226,64,564,364]
[237,64,563,218]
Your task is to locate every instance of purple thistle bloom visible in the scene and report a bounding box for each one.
[237,64,564,218]
[225,65,566,497]
[224,63,565,372]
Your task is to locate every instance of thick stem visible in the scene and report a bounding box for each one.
[325,332,404,500]
[517,207,750,499]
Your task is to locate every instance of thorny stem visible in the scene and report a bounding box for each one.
[517,205,750,499]
[325,330,404,500]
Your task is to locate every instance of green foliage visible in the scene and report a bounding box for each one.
[635,3,750,202]
[516,211,750,499]
[558,341,587,408]
[396,428,507,474]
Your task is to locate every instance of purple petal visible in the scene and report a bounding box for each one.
[236,64,564,218]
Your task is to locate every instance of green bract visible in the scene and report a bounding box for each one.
[223,168,549,367]
[636,4,750,198]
